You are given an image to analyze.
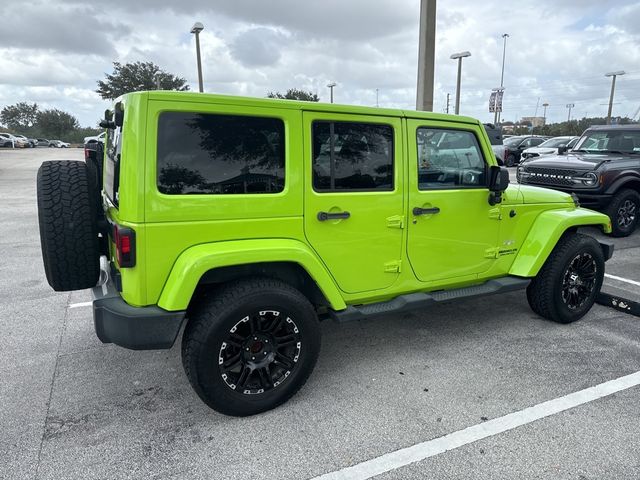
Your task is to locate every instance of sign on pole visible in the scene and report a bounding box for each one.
[489,91,497,113]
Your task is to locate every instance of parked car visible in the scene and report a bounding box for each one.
[36,91,613,416]
[13,134,35,148]
[0,133,17,147]
[518,124,640,237]
[83,131,106,145]
[502,135,547,166]
[521,136,579,162]
[48,140,70,148]
[36,139,51,147]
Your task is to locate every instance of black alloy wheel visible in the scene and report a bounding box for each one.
[218,310,301,395]
[182,278,321,416]
[561,252,597,310]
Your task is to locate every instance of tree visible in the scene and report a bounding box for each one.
[0,102,39,131]
[96,61,190,100]
[37,109,80,139]
[267,88,319,102]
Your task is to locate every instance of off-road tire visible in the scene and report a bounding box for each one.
[606,189,639,237]
[182,278,321,416]
[527,233,604,323]
[37,161,100,291]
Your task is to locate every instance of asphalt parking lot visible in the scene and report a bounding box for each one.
[1,149,639,480]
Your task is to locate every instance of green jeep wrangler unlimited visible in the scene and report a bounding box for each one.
[37,91,613,416]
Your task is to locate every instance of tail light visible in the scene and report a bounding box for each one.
[113,225,136,268]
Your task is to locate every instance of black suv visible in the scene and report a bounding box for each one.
[518,125,640,237]
[503,135,547,166]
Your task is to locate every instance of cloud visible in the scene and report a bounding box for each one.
[230,28,288,67]
[0,3,129,56]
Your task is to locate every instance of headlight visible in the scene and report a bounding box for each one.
[575,172,598,186]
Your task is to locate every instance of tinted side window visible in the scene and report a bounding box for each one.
[312,121,393,191]
[531,138,545,146]
[157,112,285,195]
[417,128,486,189]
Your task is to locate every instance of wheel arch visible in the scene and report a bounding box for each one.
[604,175,640,196]
[157,239,347,312]
[509,208,611,277]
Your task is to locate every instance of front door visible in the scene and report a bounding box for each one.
[303,112,404,294]
[406,121,500,283]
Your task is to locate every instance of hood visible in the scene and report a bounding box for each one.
[500,184,573,206]
[519,152,615,171]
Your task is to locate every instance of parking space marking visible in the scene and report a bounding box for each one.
[311,371,640,480]
[68,301,92,309]
[605,273,640,288]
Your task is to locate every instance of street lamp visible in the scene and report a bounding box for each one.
[542,102,549,125]
[605,70,625,125]
[566,103,574,123]
[190,22,204,93]
[496,33,509,124]
[450,51,471,115]
[327,82,337,103]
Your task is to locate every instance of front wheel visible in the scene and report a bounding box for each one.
[505,154,517,167]
[182,278,321,416]
[527,233,604,323]
[606,189,639,237]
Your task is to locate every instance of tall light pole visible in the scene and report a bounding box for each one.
[566,103,574,123]
[495,33,509,124]
[190,22,204,93]
[416,0,437,111]
[450,51,471,115]
[605,71,625,125]
[542,102,549,125]
[327,82,336,103]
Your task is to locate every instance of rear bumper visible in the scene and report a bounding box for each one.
[92,260,186,350]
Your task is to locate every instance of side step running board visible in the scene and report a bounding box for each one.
[330,276,530,323]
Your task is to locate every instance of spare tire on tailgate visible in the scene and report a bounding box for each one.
[37,160,101,291]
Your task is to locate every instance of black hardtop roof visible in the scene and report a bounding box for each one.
[584,124,640,131]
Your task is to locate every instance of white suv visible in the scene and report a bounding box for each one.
[83,131,105,145]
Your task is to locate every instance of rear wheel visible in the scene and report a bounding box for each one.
[527,233,604,323]
[37,161,101,291]
[606,189,639,237]
[505,154,517,167]
[182,278,321,416]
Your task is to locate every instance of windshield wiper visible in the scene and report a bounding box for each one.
[570,149,592,153]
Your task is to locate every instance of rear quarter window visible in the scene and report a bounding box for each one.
[156,112,285,195]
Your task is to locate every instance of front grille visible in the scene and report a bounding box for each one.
[521,167,578,186]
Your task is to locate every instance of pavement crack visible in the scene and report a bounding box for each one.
[34,292,71,480]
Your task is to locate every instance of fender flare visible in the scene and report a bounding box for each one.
[509,208,611,277]
[157,239,346,311]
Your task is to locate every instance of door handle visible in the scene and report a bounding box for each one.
[317,211,351,221]
[413,206,440,216]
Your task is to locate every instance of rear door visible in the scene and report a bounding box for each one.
[303,112,404,294]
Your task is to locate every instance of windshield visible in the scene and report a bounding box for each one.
[574,130,640,153]
[539,137,572,148]
[504,137,524,146]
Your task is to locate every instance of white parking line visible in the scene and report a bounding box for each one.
[605,273,640,288]
[68,301,92,309]
[311,371,640,480]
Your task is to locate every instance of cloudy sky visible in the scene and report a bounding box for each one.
[1,0,639,128]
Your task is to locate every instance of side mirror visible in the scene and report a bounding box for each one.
[114,102,124,127]
[488,165,510,205]
[557,146,568,155]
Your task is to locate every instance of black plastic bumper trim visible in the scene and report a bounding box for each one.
[92,269,186,350]
[599,240,615,261]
